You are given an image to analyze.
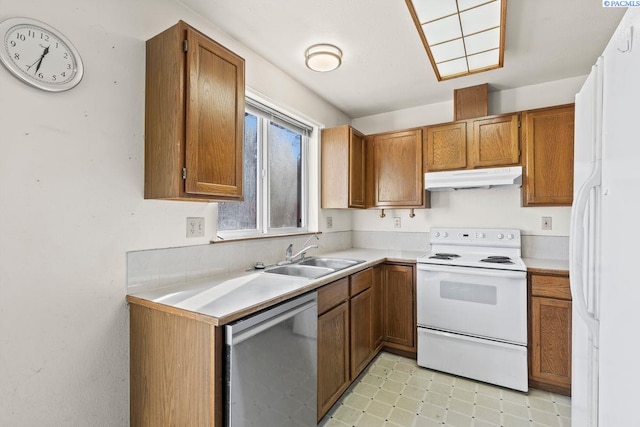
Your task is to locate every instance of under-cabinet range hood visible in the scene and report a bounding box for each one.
[425,166,523,191]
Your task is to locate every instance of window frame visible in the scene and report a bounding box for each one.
[217,99,311,240]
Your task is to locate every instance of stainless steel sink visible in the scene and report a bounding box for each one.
[264,264,335,279]
[263,257,365,279]
[298,257,364,270]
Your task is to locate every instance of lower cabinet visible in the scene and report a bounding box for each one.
[350,268,375,379]
[317,262,416,420]
[128,301,223,427]
[317,278,350,421]
[528,270,572,396]
[383,263,416,353]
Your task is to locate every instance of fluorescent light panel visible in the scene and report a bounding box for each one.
[406,0,506,80]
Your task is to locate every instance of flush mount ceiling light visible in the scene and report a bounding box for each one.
[405,0,507,81]
[305,44,342,72]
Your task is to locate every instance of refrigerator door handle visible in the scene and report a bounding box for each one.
[570,160,601,348]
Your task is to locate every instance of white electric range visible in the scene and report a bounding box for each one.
[416,227,528,392]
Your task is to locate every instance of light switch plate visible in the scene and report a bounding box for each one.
[393,217,401,229]
[542,216,552,231]
[326,216,333,229]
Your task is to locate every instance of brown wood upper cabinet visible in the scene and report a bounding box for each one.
[528,270,572,396]
[144,21,245,201]
[424,113,520,172]
[424,122,467,171]
[472,114,520,168]
[522,104,575,206]
[369,129,426,207]
[321,125,366,208]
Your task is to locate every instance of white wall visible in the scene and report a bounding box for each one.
[347,77,586,237]
[0,0,349,425]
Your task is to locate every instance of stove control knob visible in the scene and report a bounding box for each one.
[476,232,485,239]
[434,231,440,238]
[497,233,504,239]
[442,232,449,238]
[507,233,514,240]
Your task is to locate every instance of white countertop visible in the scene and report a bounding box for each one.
[127,248,424,325]
[523,257,569,273]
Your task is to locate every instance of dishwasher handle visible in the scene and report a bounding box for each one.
[228,299,317,346]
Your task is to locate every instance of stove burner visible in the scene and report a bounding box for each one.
[429,253,461,260]
[480,257,514,264]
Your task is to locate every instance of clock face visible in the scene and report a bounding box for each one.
[0,18,83,92]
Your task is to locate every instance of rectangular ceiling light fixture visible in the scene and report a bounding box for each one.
[405,0,507,81]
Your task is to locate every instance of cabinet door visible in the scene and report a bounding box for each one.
[350,288,373,379]
[383,264,415,349]
[530,296,572,395]
[424,122,467,171]
[371,265,384,351]
[185,28,245,198]
[371,130,423,207]
[321,126,366,209]
[472,114,520,168]
[522,105,575,206]
[317,302,350,420]
[349,129,366,208]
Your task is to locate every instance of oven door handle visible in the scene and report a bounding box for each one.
[417,263,526,279]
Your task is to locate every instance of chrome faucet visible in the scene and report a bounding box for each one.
[284,234,319,263]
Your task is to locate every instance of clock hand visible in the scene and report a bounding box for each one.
[34,46,50,74]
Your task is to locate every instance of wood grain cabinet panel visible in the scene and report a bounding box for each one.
[129,303,222,427]
[317,301,350,421]
[424,122,467,171]
[370,129,425,207]
[321,125,366,208]
[383,264,416,351]
[522,105,575,206]
[371,265,384,351]
[145,21,245,201]
[472,114,520,168]
[350,287,373,379]
[528,271,572,396]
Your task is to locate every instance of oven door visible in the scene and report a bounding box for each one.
[416,263,527,345]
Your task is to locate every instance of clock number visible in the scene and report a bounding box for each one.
[10,40,16,47]
[38,72,43,79]
[14,53,19,60]
[63,52,68,59]
[66,64,71,70]
[28,29,34,38]
[61,72,66,77]
[40,33,50,42]
[16,33,26,41]
[52,75,57,81]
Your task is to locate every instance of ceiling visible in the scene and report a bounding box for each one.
[179,0,625,118]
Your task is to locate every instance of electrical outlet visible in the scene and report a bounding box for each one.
[326,216,333,229]
[187,217,205,237]
[542,216,552,231]
[393,217,401,229]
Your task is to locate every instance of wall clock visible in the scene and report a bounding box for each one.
[0,17,84,92]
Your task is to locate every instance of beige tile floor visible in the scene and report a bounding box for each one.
[319,352,571,427]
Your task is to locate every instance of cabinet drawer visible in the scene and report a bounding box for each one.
[318,278,349,315]
[350,268,372,296]
[531,274,571,300]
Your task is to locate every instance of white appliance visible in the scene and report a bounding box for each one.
[416,228,528,391]
[424,166,522,191]
[571,8,640,426]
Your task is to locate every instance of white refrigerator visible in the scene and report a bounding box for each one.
[571,8,640,426]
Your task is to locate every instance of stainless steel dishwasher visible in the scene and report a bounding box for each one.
[225,291,317,427]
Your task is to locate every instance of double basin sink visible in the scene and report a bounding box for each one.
[263,257,365,279]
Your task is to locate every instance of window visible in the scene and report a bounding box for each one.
[217,99,311,237]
